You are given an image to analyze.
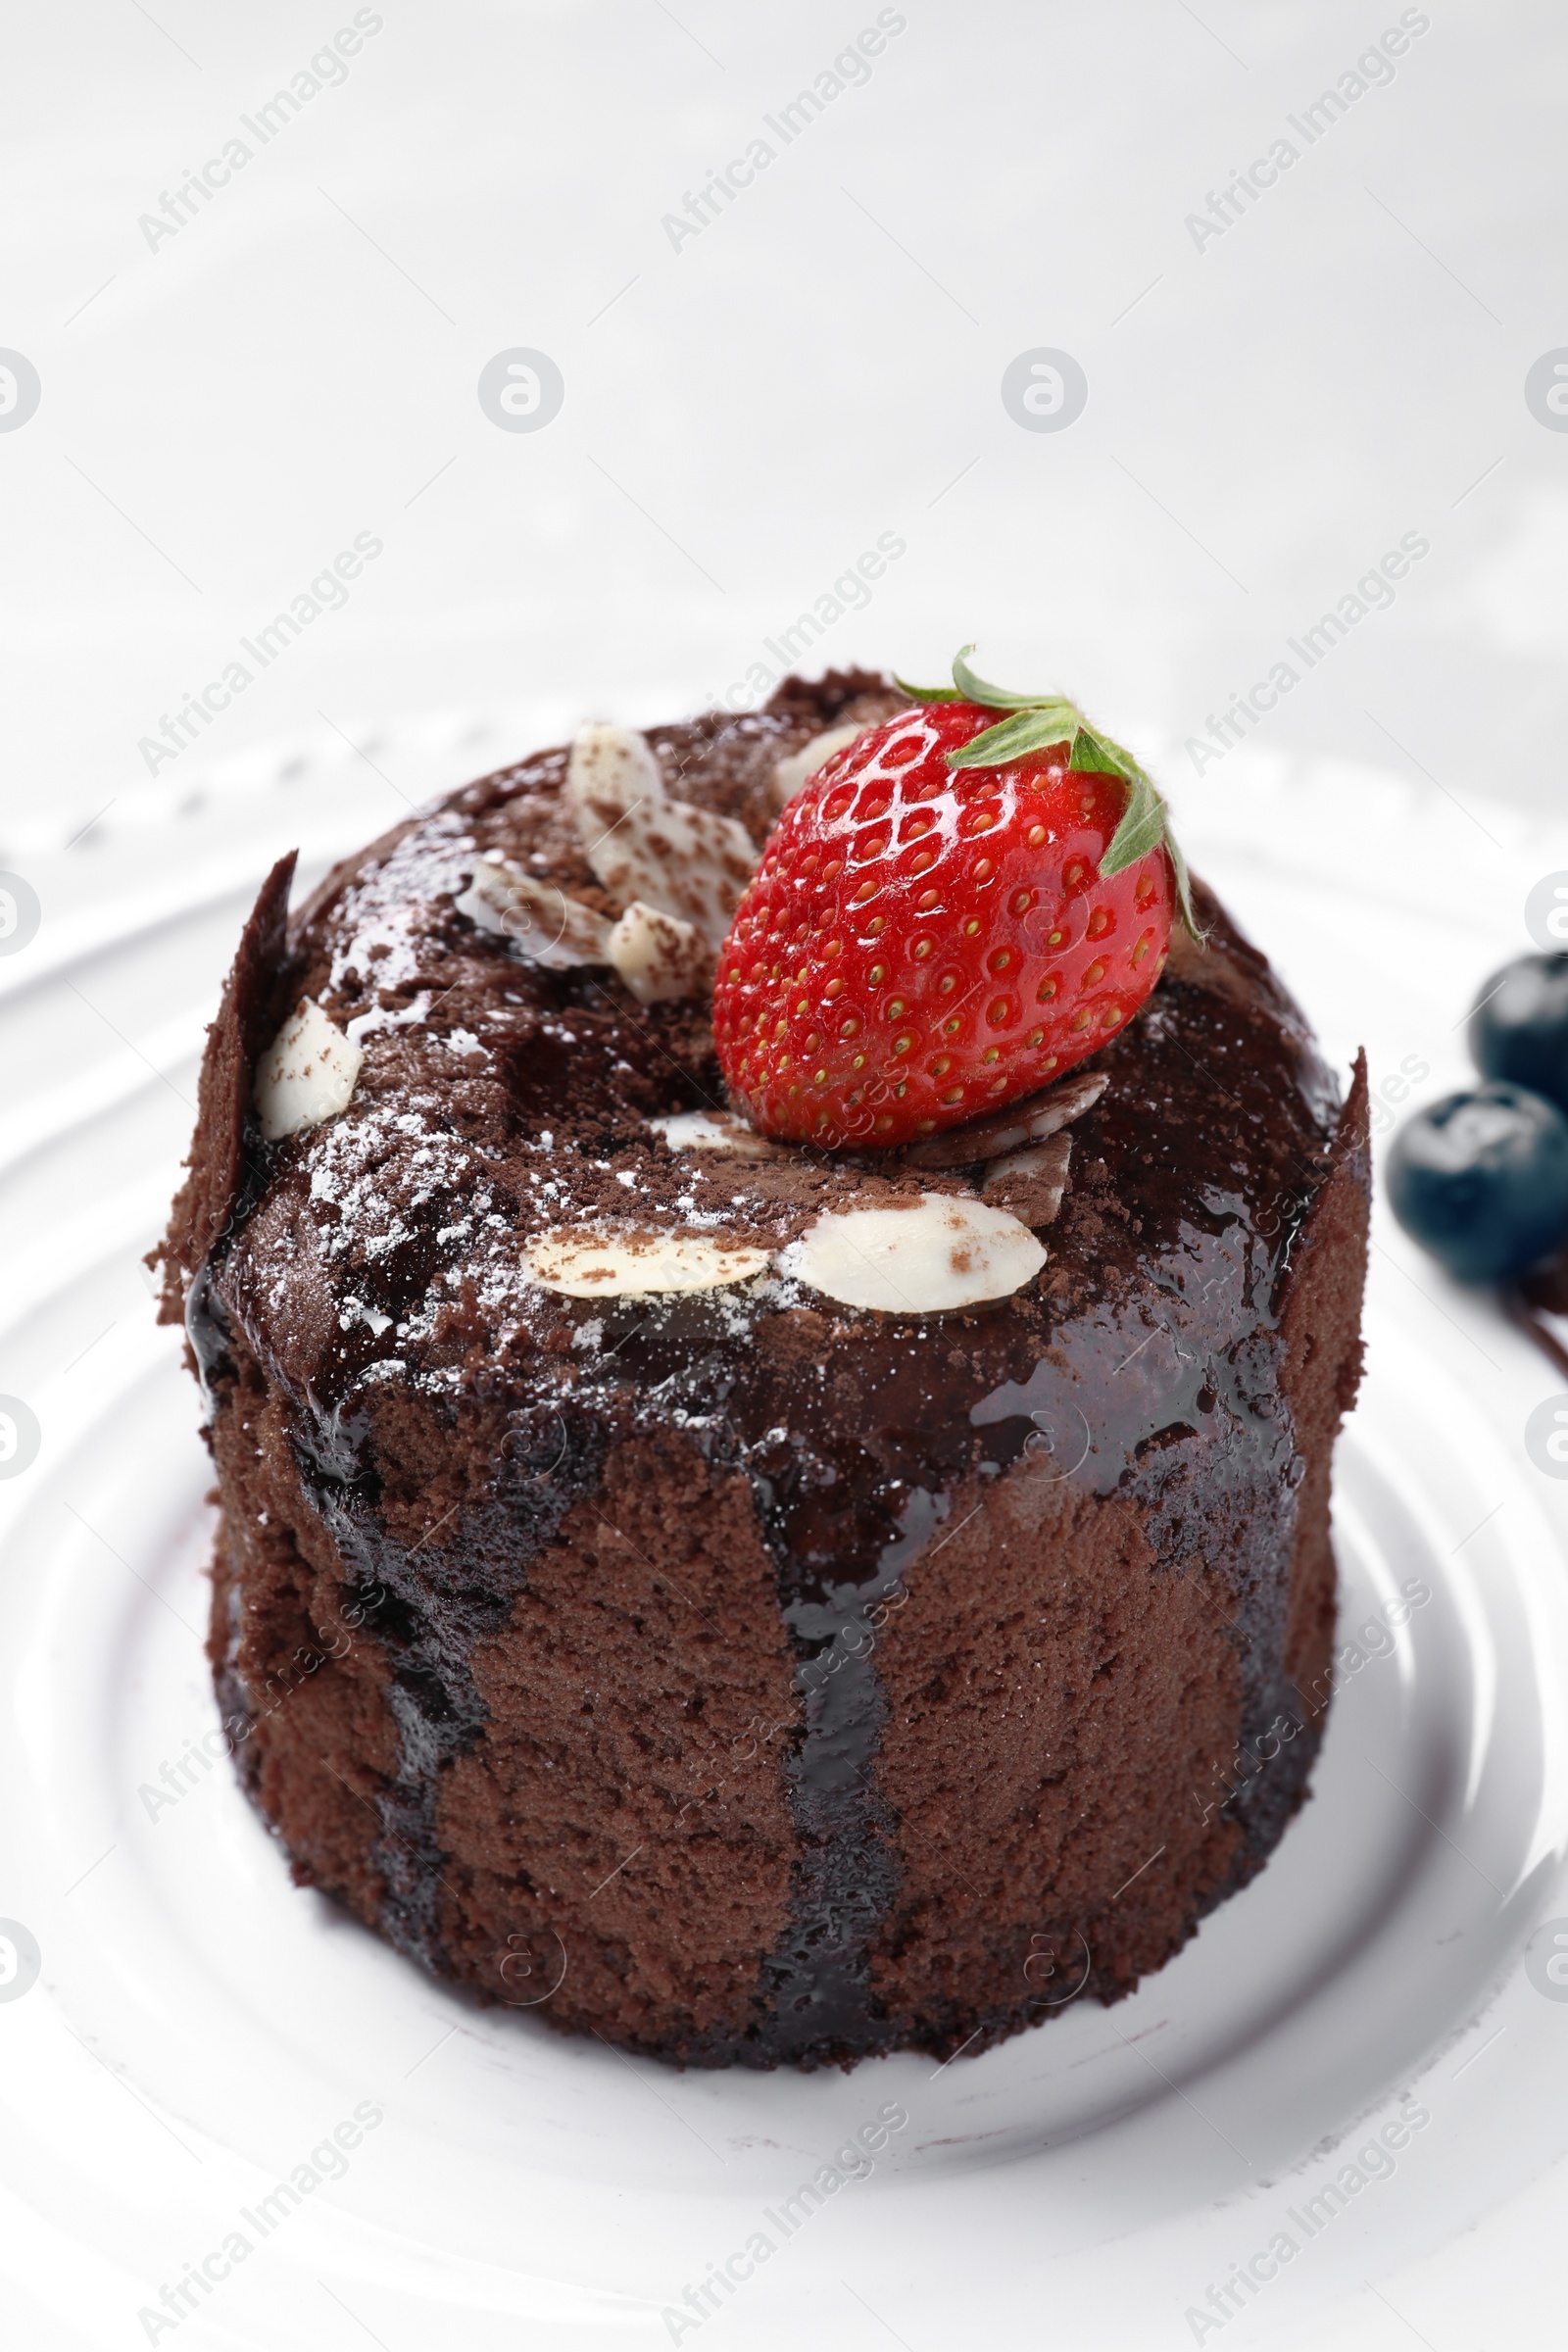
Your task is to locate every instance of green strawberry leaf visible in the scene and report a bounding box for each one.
[1162,827,1201,939]
[947,707,1082,769]
[1067,722,1137,784]
[1099,775,1165,874]
[952,644,1072,711]
[925,645,1207,939]
[892,672,964,704]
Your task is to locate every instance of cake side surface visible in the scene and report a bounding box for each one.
[162,670,1369,2068]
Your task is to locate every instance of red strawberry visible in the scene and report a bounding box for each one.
[713,652,1193,1150]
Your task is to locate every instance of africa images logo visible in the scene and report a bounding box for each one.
[477,349,564,432]
[1524,350,1568,431]
[0,349,41,432]
[1525,1394,1568,1480]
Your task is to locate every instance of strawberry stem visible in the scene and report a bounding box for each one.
[918,647,1205,940]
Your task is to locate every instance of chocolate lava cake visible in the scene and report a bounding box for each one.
[155,668,1369,2069]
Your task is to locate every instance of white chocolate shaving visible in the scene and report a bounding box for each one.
[648,1109,794,1160]
[520,1226,772,1298]
[772,723,864,808]
[779,1196,1045,1314]
[607,900,710,1004]
[566,723,758,950]
[254,998,364,1142]
[455,858,612,970]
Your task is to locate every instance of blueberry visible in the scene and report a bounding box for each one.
[1468,954,1568,1118]
[1388,1082,1568,1282]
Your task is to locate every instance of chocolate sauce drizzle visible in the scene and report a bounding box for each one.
[192,1223,612,1968]
[285,1386,609,1971]
[745,1458,940,2061]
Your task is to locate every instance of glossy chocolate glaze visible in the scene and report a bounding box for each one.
[165,671,1360,2067]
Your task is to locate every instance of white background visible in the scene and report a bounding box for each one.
[1,0,1564,864]
[4,8,1568,2349]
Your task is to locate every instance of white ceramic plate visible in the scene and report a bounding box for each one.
[4,719,1568,2350]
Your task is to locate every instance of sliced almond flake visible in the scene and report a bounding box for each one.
[455,858,612,970]
[254,998,364,1141]
[982,1133,1073,1226]
[772,722,865,808]
[899,1068,1109,1171]
[608,900,710,1004]
[647,1108,796,1161]
[521,1225,772,1298]
[566,723,758,950]
[779,1195,1045,1314]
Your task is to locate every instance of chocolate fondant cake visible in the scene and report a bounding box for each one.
[156,667,1369,2069]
